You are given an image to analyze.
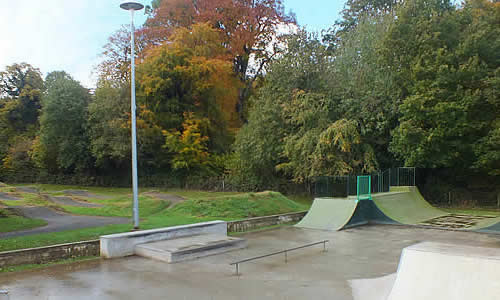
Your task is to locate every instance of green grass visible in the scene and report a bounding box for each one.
[0,184,307,252]
[0,209,47,233]
[60,195,170,217]
[286,194,314,208]
[171,191,308,218]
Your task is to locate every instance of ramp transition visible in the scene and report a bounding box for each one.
[295,197,358,230]
[387,242,500,300]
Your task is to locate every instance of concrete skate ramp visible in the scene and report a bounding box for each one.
[373,186,447,224]
[295,197,358,230]
[387,242,500,300]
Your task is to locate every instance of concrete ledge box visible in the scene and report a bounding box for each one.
[134,234,247,263]
[100,221,227,258]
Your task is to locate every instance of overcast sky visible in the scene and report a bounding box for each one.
[0,0,343,88]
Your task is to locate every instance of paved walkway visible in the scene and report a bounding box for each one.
[48,196,103,208]
[0,207,129,238]
[1,225,499,299]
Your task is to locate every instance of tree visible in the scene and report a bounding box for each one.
[0,63,44,98]
[88,82,131,169]
[143,0,296,120]
[0,63,44,132]
[386,0,499,174]
[324,0,402,49]
[33,72,92,172]
[89,81,166,174]
[331,14,400,167]
[137,23,241,152]
[0,63,44,179]
[230,32,378,186]
[163,113,213,185]
[97,26,149,85]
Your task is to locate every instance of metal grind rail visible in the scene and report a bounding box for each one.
[230,240,329,275]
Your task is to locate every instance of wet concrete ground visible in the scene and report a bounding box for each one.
[1,225,499,300]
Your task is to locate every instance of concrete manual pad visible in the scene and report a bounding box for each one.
[135,234,247,263]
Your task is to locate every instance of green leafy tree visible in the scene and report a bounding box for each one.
[386,0,499,174]
[0,63,44,179]
[89,81,170,174]
[163,113,213,185]
[331,14,399,167]
[231,32,378,186]
[0,63,44,98]
[88,82,131,169]
[33,72,92,172]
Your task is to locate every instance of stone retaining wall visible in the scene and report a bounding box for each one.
[0,211,307,267]
[0,240,99,268]
[227,211,307,233]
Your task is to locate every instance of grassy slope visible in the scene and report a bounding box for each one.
[171,191,307,219]
[0,185,307,252]
[0,209,47,233]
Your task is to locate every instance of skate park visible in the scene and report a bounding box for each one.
[2,168,500,300]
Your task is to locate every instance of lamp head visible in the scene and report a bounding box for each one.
[120,1,144,11]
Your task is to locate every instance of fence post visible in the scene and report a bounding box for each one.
[389,168,392,190]
[368,176,371,198]
[347,176,350,197]
[356,176,359,201]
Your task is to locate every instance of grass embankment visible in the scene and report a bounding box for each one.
[171,191,306,218]
[0,209,47,233]
[0,184,307,252]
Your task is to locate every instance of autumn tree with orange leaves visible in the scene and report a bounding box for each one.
[137,23,241,155]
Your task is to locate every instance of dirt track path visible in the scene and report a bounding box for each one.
[0,207,129,239]
[48,196,103,208]
[144,192,186,208]
[0,192,21,201]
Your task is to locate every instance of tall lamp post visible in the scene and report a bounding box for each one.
[120,1,144,229]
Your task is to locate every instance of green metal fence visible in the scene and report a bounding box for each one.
[357,176,372,201]
[312,167,415,198]
[390,167,416,187]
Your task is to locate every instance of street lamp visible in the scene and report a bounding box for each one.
[120,1,144,230]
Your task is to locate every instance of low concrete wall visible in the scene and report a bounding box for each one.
[227,211,307,233]
[100,220,227,258]
[0,240,99,268]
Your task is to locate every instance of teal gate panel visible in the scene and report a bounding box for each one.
[357,175,372,201]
